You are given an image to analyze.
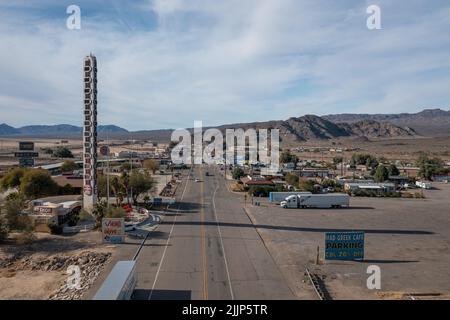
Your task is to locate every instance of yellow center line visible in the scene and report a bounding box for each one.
[200,167,208,300]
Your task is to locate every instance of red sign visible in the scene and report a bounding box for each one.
[84,185,92,195]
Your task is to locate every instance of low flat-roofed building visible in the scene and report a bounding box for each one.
[397,166,420,177]
[240,175,275,187]
[52,175,83,194]
[29,200,82,232]
[344,182,396,193]
[300,168,331,178]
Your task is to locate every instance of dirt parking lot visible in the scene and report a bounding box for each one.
[246,183,450,299]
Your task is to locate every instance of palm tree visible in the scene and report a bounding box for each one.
[121,172,131,205]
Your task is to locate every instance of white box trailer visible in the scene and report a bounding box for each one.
[281,194,350,209]
[269,191,312,203]
[415,181,431,189]
[93,261,137,300]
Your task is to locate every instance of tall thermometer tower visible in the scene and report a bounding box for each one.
[83,54,98,211]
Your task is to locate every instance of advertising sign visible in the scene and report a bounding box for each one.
[99,145,110,156]
[102,218,125,244]
[19,158,35,167]
[33,206,54,215]
[14,152,39,158]
[19,141,34,151]
[325,231,364,261]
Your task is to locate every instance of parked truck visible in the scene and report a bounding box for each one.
[280,194,350,209]
[415,181,431,189]
[269,191,312,203]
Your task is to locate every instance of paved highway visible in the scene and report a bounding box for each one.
[131,165,296,300]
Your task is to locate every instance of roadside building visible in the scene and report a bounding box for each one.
[52,175,83,194]
[335,178,375,186]
[300,168,331,178]
[388,175,411,186]
[240,175,275,188]
[397,166,420,178]
[344,182,396,193]
[432,174,450,183]
[29,200,82,232]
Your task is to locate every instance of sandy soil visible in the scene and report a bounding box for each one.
[0,231,115,300]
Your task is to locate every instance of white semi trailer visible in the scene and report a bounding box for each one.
[269,191,312,203]
[280,194,350,209]
[415,181,431,189]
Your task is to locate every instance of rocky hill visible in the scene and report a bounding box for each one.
[0,114,417,142]
[323,108,450,136]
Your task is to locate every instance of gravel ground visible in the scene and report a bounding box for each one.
[246,183,450,299]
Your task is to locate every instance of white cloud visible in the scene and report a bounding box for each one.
[0,0,449,130]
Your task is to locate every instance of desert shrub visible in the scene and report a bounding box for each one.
[16,231,36,245]
[48,222,63,235]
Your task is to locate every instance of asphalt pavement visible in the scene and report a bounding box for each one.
[131,164,296,300]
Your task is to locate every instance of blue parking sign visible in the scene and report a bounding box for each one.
[325,231,364,261]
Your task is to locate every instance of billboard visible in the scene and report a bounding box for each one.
[19,158,35,167]
[325,231,364,261]
[19,141,34,151]
[102,218,125,244]
[14,152,39,158]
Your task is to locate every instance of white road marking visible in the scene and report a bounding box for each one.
[212,171,235,300]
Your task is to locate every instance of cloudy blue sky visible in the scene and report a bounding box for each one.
[1,0,450,130]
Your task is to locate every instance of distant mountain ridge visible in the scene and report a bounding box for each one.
[0,123,129,137]
[323,108,450,136]
[3,107,448,141]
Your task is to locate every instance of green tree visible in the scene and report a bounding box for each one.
[20,169,59,199]
[61,160,78,172]
[143,159,159,174]
[351,153,377,168]
[285,173,299,187]
[121,172,131,204]
[97,174,107,199]
[129,171,155,205]
[120,163,132,172]
[3,193,33,231]
[374,164,389,182]
[280,150,298,164]
[111,176,124,206]
[53,146,74,158]
[92,200,108,228]
[79,209,94,222]
[387,164,400,176]
[365,157,379,171]
[332,156,343,165]
[416,153,443,180]
[298,180,315,193]
[106,206,127,218]
[232,168,245,180]
[0,200,9,241]
[0,168,27,191]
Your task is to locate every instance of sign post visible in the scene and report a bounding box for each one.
[16,142,38,167]
[325,231,365,261]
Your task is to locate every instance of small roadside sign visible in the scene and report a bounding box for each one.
[19,158,35,167]
[14,152,39,158]
[99,145,110,156]
[102,218,125,244]
[19,141,34,151]
[325,231,364,261]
